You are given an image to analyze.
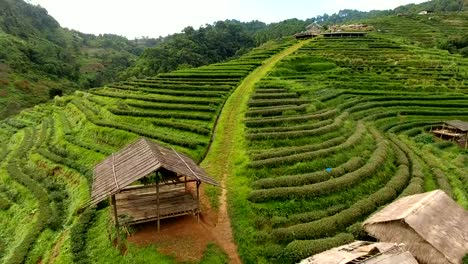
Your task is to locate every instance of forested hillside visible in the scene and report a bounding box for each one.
[0,0,308,119]
[0,0,152,119]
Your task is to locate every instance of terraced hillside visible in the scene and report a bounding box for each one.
[228,35,468,264]
[364,12,468,49]
[0,29,467,264]
[0,38,293,264]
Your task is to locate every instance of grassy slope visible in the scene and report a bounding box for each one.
[224,33,467,263]
[0,38,294,264]
[201,40,310,264]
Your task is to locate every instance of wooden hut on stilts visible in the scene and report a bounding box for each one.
[432,120,468,149]
[88,138,219,236]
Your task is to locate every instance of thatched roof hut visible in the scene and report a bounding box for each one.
[90,138,219,230]
[363,190,468,264]
[299,241,418,264]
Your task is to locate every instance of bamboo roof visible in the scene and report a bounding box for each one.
[444,120,468,132]
[90,138,219,206]
[299,241,418,264]
[363,190,468,264]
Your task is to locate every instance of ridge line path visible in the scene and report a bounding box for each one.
[201,39,310,264]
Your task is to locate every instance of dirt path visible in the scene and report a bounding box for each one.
[201,40,310,264]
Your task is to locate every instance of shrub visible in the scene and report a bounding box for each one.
[13,80,30,92]
[247,112,348,141]
[283,233,354,263]
[252,136,346,161]
[414,133,434,144]
[252,157,364,189]
[248,136,387,202]
[249,121,365,168]
[0,196,11,210]
[245,109,337,128]
[70,208,95,264]
[48,88,63,99]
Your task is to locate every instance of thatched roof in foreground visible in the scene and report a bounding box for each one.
[90,138,219,206]
[363,190,468,264]
[299,241,418,264]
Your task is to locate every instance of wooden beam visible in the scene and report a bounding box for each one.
[465,132,467,149]
[111,194,120,247]
[156,181,160,232]
[196,181,200,224]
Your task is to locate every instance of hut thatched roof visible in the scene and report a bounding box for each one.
[445,120,468,132]
[363,190,468,264]
[299,241,418,264]
[90,138,219,206]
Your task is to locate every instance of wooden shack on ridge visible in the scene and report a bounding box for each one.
[89,138,219,231]
[299,241,418,264]
[363,190,468,264]
[432,120,468,149]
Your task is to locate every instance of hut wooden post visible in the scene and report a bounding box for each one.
[111,194,120,246]
[465,132,467,149]
[196,181,201,224]
[440,124,445,138]
[184,176,187,192]
[156,181,160,232]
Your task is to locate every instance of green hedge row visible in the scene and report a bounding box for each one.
[283,233,355,263]
[251,93,299,100]
[127,101,217,113]
[120,82,232,91]
[388,135,425,197]
[249,121,364,168]
[158,72,244,78]
[249,118,334,134]
[251,136,346,161]
[4,118,28,129]
[347,100,468,114]
[108,85,225,98]
[64,135,113,156]
[254,88,287,93]
[5,128,51,264]
[245,109,337,128]
[248,132,386,202]
[38,148,92,180]
[247,98,310,107]
[252,157,364,189]
[59,112,73,135]
[271,162,410,244]
[152,120,211,136]
[380,120,438,132]
[70,208,95,264]
[6,162,51,264]
[246,104,307,117]
[90,90,222,106]
[359,108,468,121]
[271,204,347,228]
[72,100,204,149]
[108,108,213,121]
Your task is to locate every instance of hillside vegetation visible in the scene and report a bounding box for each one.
[229,34,467,263]
[0,0,154,119]
[0,1,467,264]
[0,38,292,263]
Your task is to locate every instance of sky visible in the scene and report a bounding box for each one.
[30,0,428,39]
